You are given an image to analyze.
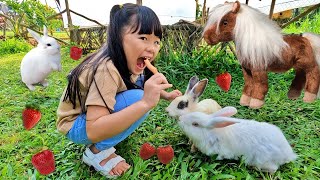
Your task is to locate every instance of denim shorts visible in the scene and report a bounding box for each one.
[66,88,149,151]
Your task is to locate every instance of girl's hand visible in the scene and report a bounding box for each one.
[161,89,182,101]
[142,73,173,108]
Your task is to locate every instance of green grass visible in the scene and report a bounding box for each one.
[283,12,320,34]
[0,31,69,40]
[0,31,14,37]
[0,43,319,179]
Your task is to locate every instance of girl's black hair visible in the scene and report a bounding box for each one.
[63,3,162,112]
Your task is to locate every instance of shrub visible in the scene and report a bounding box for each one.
[0,38,32,56]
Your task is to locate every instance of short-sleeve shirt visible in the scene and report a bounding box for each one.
[56,58,139,134]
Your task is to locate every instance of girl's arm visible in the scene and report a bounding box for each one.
[86,73,172,143]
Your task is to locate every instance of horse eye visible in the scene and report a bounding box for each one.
[223,20,228,25]
[192,122,199,127]
[47,43,51,46]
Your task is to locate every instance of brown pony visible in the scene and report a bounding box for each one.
[203,1,320,109]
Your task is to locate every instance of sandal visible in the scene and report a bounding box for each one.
[82,146,125,178]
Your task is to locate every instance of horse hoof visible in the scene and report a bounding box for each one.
[249,98,264,109]
[240,94,251,106]
[287,89,301,100]
[303,92,317,103]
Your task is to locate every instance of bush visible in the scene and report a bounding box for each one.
[0,38,32,56]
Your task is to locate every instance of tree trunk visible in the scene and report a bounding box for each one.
[65,0,78,43]
[195,0,199,20]
[136,0,142,5]
[201,0,207,25]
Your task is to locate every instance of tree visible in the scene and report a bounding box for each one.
[136,0,142,5]
[0,0,62,38]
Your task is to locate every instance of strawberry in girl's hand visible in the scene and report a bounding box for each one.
[215,72,232,92]
[31,149,55,175]
[156,145,174,164]
[139,142,156,160]
[22,103,41,130]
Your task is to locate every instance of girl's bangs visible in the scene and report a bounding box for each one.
[132,7,162,39]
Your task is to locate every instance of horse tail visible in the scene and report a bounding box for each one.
[302,32,320,98]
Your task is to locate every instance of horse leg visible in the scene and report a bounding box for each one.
[303,66,319,102]
[288,69,305,100]
[240,67,253,106]
[249,71,268,109]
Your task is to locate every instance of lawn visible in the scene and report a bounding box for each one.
[1,12,320,179]
[0,42,319,179]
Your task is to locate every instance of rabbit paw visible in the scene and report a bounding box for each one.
[40,80,49,87]
[26,84,35,91]
[190,143,198,153]
[55,65,62,72]
[260,163,278,174]
[216,155,224,160]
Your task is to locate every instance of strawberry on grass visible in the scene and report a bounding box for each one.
[215,72,232,92]
[139,142,156,160]
[22,103,41,130]
[156,145,174,164]
[31,149,55,175]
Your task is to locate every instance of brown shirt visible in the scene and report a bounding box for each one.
[56,59,139,134]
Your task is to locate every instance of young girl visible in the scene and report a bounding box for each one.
[56,3,182,178]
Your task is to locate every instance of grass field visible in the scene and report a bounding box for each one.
[0,12,320,180]
[0,44,319,179]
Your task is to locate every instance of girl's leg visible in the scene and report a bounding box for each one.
[66,75,145,145]
[94,89,149,151]
[66,113,92,145]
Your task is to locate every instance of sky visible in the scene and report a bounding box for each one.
[40,0,320,27]
[41,0,196,27]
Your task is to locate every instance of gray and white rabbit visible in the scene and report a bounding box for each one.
[178,106,297,173]
[166,75,221,118]
[20,26,61,91]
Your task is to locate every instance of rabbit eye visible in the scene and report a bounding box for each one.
[177,101,188,109]
[192,122,199,127]
[47,43,51,46]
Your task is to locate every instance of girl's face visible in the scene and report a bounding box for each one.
[122,28,161,75]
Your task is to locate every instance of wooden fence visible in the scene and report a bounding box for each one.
[72,22,204,54]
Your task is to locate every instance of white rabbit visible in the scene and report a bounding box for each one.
[166,75,221,118]
[20,26,61,91]
[178,106,297,173]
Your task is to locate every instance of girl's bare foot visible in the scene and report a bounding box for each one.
[100,153,130,176]
[90,145,130,176]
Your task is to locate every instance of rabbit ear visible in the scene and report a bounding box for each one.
[206,117,240,128]
[27,28,42,43]
[190,79,208,101]
[43,25,48,36]
[210,106,237,117]
[185,75,199,94]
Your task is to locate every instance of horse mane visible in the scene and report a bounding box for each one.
[205,3,288,69]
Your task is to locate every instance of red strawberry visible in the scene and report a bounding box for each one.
[156,145,174,164]
[139,142,156,160]
[70,46,83,60]
[31,149,55,175]
[22,103,41,130]
[215,72,232,92]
